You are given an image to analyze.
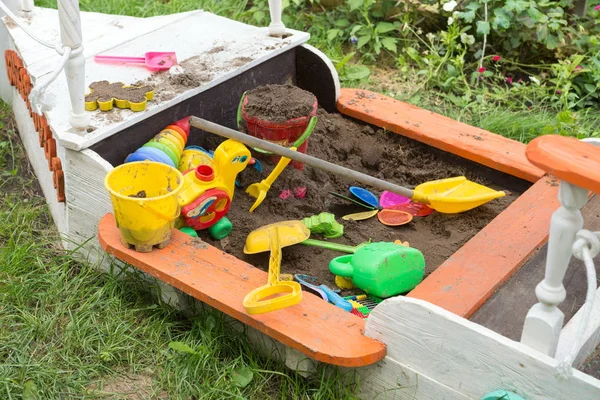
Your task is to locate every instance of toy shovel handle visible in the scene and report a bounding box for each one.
[320,285,353,311]
[300,239,357,253]
[95,55,146,64]
[329,254,354,278]
[138,201,180,221]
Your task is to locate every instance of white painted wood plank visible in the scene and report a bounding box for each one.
[43,12,308,150]
[12,87,68,235]
[63,147,112,258]
[557,286,600,368]
[3,7,198,79]
[357,357,470,400]
[365,297,600,400]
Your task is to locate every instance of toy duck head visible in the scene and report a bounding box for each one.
[213,139,251,196]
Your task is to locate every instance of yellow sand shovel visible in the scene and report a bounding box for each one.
[190,117,506,214]
[242,220,308,314]
[246,147,297,212]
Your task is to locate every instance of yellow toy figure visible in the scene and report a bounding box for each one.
[177,139,251,230]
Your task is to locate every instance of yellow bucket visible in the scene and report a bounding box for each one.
[104,161,185,252]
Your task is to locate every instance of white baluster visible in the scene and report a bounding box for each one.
[57,0,89,131]
[20,0,34,12]
[268,0,286,36]
[521,181,589,356]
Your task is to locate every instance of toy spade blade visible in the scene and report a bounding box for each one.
[387,201,434,217]
[329,192,377,210]
[342,209,379,221]
[380,191,411,208]
[377,209,413,226]
[349,186,379,209]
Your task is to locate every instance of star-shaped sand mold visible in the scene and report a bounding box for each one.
[85,80,154,112]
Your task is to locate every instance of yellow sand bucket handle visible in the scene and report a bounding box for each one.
[138,200,181,221]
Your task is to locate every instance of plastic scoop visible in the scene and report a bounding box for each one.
[380,191,410,208]
[349,186,379,209]
[246,147,297,213]
[342,209,379,221]
[329,192,377,210]
[377,209,413,226]
[94,52,178,71]
[388,201,434,217]
[242,225,303,314]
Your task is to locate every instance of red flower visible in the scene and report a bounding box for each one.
[507,77,513,84]
[595,4,600,10]
[478,67,486,73]
[492,55,501,61]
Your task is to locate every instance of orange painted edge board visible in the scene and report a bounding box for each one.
[337,88,545,183]
[98,214,386,367]
[527,135,600,194]
[407,177,559,317]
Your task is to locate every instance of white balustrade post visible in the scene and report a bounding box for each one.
[267,0,286,36]
[57,0,89,130]
[521,181,589,356]
[20,0,34,13]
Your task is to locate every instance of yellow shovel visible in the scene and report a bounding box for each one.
[190,117,506,214]
[246,147,297,213]
[242,221,308,314]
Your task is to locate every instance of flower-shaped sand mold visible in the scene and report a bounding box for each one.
[85,80,154,112]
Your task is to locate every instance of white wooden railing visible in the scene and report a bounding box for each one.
[521,138,600,375]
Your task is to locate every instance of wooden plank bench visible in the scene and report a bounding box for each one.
[98,213,386,367]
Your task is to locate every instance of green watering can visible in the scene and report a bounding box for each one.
[328,242,425,298]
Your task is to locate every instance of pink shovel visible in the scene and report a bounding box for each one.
[94,52,178,71]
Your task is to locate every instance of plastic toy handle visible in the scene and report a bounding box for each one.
[94,55,146,64]
[253,115,318,155]
[300,239,357,253]
[320,285,353,311]
[236,91,247,129]
[138,201,181,221]
[328,254,354,277]
[264,147,296,187]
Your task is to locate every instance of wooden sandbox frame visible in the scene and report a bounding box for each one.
[3,2,600,399]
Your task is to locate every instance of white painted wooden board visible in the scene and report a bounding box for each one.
[557,286,600,368]
[357,357,470,399]
[3,7,195,77]
[12,87,68,235]
[365,297,600,399]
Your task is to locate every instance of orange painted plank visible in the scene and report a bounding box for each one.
[407,177,559,317]
[527,135,600,194]
[98,214,386,367]
[337,88,545,183]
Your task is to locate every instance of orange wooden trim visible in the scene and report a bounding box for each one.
[407,177,559,317]
[337,88,545,183]
[55,170,65,202]
[39,126,48,147]
[526,135,600,194]
[51,157,62,173]
[98,214,386,367]
[45,138,56,169]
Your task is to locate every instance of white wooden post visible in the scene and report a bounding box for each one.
[20,0,33,13]
[267,0,286,36]
[57,0,89,130]
[521,181,589,356]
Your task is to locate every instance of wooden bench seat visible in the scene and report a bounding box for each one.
[98,213,386,367]
[526,135,600,194]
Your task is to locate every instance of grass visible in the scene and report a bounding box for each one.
[0,106,356,398]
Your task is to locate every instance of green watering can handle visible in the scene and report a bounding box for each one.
[253,116,318,155]
[329,254,354,278]
[138,201,180,222]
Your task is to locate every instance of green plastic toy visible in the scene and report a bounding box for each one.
[179,226,198,237]
[329,242,425,298]
[481,390,525,400]
[209,217,233,240]
[302,212,344,239]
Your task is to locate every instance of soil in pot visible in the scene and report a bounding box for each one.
[243,84,317,123]
[193,90,526,290]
